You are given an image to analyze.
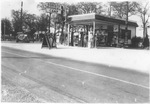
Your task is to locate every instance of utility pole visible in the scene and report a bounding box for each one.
[109,2,112,17]
[60,6,65,44]
[124,1,129,47]
[48,12,51,33]
[4,22,6,40]
[20,1,23,31]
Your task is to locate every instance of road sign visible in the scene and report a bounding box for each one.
[46,3,61,13]
[41,34,51,49]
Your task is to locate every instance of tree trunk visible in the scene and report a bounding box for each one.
[143,13,146,39]
[71,27,74,46]
[61,22,65,44]
[52,22,57,47]
[143,24,146,39]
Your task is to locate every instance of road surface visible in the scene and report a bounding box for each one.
[1,46,149,103]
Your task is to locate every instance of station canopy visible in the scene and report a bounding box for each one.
[68,13,138,27]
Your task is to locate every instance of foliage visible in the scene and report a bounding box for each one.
[67,4,78,16]
[1,18,13,35]
[11,10,22,32]
[131,36,143,48]
[76,2,103,14]
[110,1,140,19]
[11,10,37,33]
[137,2,150,38]
[37,14,48,31]
[23,14,37,29]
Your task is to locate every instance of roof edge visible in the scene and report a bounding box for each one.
[68,13,138,27]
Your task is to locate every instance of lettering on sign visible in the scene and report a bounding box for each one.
[46,3,61,13]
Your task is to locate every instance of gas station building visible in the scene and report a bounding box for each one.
[67,13,138,48]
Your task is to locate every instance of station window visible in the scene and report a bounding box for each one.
[121,29,131,39]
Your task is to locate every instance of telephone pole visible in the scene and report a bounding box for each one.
[4,22,6,40]
[20,1,23,31]
[124,1,129,47]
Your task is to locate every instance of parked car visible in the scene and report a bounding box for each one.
[16,32,35,43]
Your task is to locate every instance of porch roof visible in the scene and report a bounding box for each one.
[68,13,138,27]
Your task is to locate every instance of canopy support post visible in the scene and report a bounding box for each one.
[93,21,96,48]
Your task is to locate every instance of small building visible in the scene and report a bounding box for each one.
[67,13,138,48]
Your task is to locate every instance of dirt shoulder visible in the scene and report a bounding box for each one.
[1,77,46,103]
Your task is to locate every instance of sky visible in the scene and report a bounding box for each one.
[0,0,111,19]
[1,0,41,19]
[0,0,150,37]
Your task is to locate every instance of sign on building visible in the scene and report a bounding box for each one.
[114,25,118,32]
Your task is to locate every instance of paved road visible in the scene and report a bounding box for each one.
[1,46,149,103]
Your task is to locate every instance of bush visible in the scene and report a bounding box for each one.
[131,36,143,48]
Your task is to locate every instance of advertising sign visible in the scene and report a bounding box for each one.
[46,3,61,13]
[114,25,118,32]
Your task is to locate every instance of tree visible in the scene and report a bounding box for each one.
[37,13,48,31]
[23,14,37,29]
[11,10,22,33]
[110,1,139,19]
[11,9,38,33]
[67,4,78,16]
[1,18,12,35]
[76,2,103,14]
[137,2,150,38]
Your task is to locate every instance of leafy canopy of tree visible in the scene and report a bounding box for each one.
[1,18,13,35]
[11,9,37,33]
[36,13,48,31]
[110,1,140,19]
[76,2,103,14]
